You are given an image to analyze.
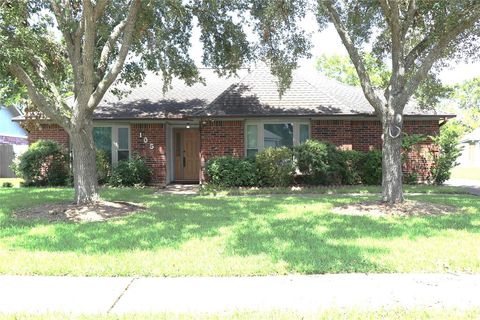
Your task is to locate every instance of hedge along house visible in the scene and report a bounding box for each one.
[18,64,452,185]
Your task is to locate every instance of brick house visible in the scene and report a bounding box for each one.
[18,65,452,185]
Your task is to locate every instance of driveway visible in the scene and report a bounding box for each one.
[445,179,480,196]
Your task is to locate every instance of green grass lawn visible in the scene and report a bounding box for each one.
[0,178,23,188]
[0,187,479,276]
[451,166,480,181]
[2,309,480,320]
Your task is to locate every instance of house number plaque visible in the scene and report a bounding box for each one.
[139,132,154,150]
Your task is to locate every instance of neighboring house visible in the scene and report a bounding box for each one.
[457,128,480,168]
[17,64,452,185]
[0,106,28,178]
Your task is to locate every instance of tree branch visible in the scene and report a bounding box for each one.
[96,19,128,81]
[88,0,141,109]
[79,0,96,104]
[321,0,385,115]
[7,64,70,127]
[400,10,480,106]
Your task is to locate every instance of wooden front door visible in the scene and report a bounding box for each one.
[174,129,200,181]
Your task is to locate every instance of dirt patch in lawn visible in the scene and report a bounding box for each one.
[14,200,145,222]
[332,200,459,217]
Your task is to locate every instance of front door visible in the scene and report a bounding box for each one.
[174,129,200,182]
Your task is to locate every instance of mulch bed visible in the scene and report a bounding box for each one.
[332,200,459,217]
[14,200,145,223]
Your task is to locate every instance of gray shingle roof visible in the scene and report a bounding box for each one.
[93,63,451,119]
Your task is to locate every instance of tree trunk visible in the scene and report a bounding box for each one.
[381,112,404,204]
[70,122,99,205]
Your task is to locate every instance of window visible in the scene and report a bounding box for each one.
[117,127,130,162]
[93,125,130,165]
[245,121,309,155]
[300,124,310,144]
[246,125,258,157]
[264,123,293,148]
[93,127,112,163]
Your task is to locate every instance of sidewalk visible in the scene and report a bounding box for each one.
[445,179,480,196]
[1,274,480,314]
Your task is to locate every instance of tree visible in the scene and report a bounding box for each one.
[317,0,480,203]
[0,0,310,204]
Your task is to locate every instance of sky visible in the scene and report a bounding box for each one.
[189,13,480,86]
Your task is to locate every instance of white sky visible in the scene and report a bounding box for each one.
[189,13,480,86]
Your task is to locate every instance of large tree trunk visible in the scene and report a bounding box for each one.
[70,121,99,205]
[381,110,404,204]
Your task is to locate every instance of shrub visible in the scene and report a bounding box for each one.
[358,150,382,185]
[205,156,259,187]
[96,150,111,185]
[12,140,70,186]
[294,140,343,185]
[109,156,152,187]
[1,182,13,188]
[429,126,462,185]
[256,147,295,187]
[338,150,364,185]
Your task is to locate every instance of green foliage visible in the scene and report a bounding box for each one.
[255,147,295,187]
[12,140,70,187]
[109,156,152,187]
[205,156,259,187]
[294,140,343,185]
[1,182,13,188]
[430,126,463,185]
[359,151,383,185]
[95,150,111,185]
[441,77,480,131]
[316,53,390,87]
[338,150,364,185]
[96,150,112,185]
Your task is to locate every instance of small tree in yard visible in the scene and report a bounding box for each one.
[317,0,480,203]
[0,0,309,204]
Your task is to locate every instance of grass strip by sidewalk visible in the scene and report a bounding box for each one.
[199,184,470,196]
[1,308,480,319]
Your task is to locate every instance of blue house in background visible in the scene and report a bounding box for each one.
[0,106,28,177]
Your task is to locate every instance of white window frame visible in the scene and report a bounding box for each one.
[93,124,131,165]
[244,120,310,154]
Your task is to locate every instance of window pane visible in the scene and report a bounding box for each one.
[246,125,258,148]
[118,127,129,150]
[300,124,310,144]
[246,149,258,158]
[264,124,293,148]
[93,127,112,162]
[118,150,129,162]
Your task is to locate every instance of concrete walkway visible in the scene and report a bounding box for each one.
[1,274,480,314]
[445,179,480,196]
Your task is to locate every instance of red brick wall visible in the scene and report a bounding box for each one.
[311,119,440,182]
[311,120,353,150]
[199,120,244,181]
[28,124,70,148]
[130,123,167,185]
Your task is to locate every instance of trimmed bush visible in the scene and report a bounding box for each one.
[256,147,295,187]
[12,140,70,186]
[96,150,111,185]
[205,156,259,187]
[430,127,462,185]
[1,182,13,188]
[294,140,344,185]
[109,156,152,187]
[359,150,382,185]
[338,150,364,185]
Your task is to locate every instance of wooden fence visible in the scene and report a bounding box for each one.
[0,144,16,178]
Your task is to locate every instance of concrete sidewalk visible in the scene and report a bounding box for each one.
[446,179,480,196]
[1,274,480,314]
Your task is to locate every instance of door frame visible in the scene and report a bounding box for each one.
[172,127,200,183]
